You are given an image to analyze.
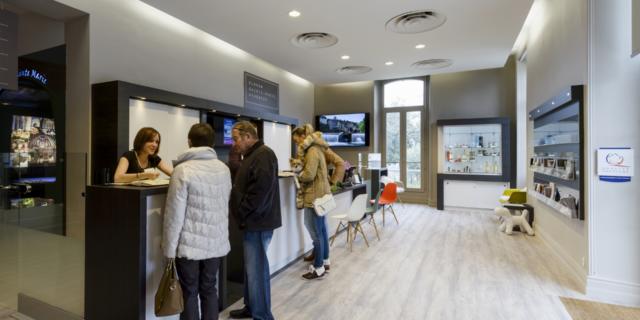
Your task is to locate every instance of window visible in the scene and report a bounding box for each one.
[384,79,424,108]
[382,79,425,190]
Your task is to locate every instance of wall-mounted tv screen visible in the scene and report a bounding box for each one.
[208,114,238,147]
[223,118,236,145]
[10,115,56,167]
[316,112,369,147]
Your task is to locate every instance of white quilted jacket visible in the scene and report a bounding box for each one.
[162,147,231,259]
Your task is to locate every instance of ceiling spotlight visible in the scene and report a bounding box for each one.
[341,55,350,60]
[415,44,426,49]
[385,61,394,66]
[289,10,301,18]
[180,104,186,107]
[139,96,147,100]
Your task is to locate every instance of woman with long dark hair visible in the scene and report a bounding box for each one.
[114,127,173,183]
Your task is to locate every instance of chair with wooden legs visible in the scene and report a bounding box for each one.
[381,175,405,206]
[329,194,369,251]
[365,189,383,241]
[379,182,399,226]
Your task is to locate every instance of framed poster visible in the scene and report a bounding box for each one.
[244,72,279,114]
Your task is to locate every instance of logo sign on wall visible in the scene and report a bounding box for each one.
[597,148,634,182]
[18,69,48,86]
[244,72,279,114]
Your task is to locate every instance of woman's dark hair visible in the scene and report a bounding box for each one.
[188,123,215,147]
[133,127,161,155]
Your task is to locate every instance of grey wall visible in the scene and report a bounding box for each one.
[428,63,517,205]
[314,81,375,166]
[586,0,640,306]
[17,11,64,56]
[518,0,589,286]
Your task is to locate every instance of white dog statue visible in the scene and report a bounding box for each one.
[494,207,534,236]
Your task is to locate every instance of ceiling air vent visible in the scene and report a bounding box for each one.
[411,59,453,69]
[386,10,446,34]
[335,66,372,75]
[290,32,338,48]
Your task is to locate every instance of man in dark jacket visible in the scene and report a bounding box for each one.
[228,121,281,320]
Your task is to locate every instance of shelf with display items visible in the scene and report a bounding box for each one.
[435,117,512,211]
[529,85,584,220]
[441,123,503,175]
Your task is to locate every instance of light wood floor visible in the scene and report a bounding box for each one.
[561,297,640,320]
[221,204,585,320]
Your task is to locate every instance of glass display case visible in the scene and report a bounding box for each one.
[440,124,503,175]
[529,85,584,220]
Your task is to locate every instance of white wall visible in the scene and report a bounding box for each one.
[52,0,314,126]
[517,0,589,286]
[586,0,640,306]
[128,99,200,170]
[262,121,292,171]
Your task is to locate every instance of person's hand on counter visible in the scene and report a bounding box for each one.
[139,171,160,180]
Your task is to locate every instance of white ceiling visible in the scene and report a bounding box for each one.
[140,0,533,84]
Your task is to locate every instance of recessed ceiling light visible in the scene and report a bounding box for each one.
[289,10,301,18]
[180,104,186,107]
[139,96,147,100]
[341,55,350,60]
[415,44,426,49]
[385,61,394,66]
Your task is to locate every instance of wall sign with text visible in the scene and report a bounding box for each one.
[597,148,634,182]
[244,72,279,114]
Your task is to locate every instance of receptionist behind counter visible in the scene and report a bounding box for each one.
[114,127,173,183]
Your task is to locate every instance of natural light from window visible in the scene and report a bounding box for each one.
[384,79,424,108]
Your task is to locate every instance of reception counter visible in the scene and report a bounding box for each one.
[85,179,366,320]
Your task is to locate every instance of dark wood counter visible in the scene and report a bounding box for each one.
[85,185,168,320]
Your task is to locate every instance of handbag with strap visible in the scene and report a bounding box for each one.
[155,258,184,317]
[313,193,336,216]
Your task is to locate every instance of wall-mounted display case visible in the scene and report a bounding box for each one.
[529,85,584,220]
[441,124,503,175]
[436,117,512,210]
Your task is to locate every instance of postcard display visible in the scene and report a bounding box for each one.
[529,85,584,220]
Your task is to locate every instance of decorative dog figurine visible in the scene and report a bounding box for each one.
[494,207,535,236]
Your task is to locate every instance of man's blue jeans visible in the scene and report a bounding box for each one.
[243,230,274,320]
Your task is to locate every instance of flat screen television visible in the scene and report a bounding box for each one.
[208,114,237,147]
[10,115,56,167]
[316,112,369,147]
[223,118,236,145]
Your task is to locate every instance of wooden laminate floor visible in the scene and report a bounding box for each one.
[221,204,584,320]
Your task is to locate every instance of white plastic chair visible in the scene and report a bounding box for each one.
[329,194,369,251]
[381,175,405,204]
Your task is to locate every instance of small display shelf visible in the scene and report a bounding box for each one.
[441,123,503,175]
[529,85,584,220]
[435,117,512,211]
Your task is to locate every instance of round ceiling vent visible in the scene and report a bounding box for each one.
[386,10,446,34]
[335,66,372,75]
[290,32,338,48]
[411,59,453,69]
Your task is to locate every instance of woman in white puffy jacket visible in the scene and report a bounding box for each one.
[162,123,231,320]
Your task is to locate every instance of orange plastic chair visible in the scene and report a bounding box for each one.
[379,182,399,226]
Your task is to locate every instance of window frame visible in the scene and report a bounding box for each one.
[380,77,427,192]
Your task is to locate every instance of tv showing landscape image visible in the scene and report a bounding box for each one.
[316,113,368,147]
